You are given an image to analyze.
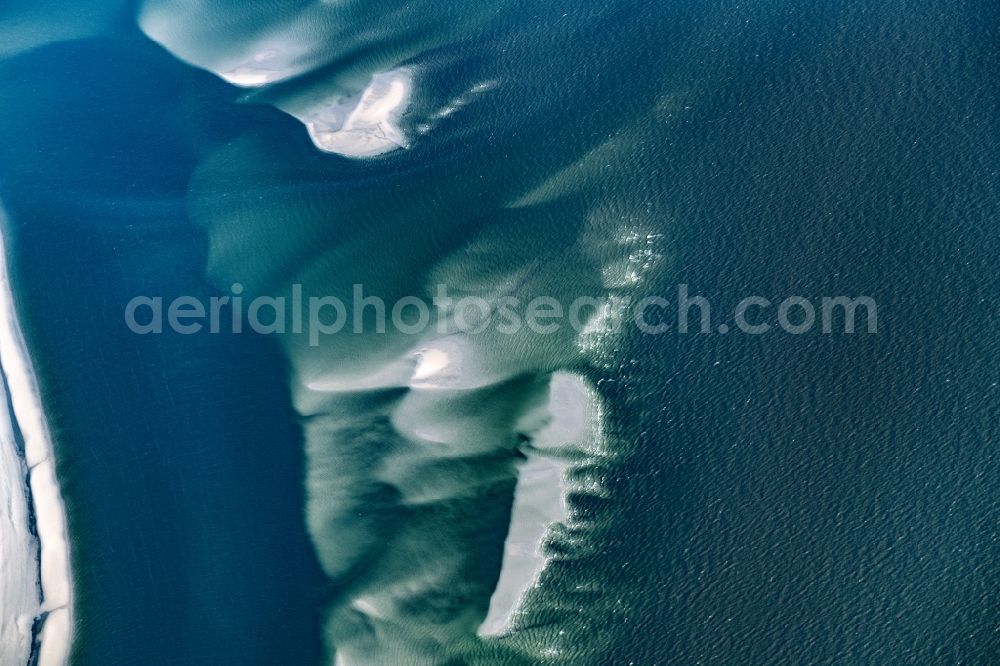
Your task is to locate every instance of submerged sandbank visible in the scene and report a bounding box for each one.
[139,6,414,159]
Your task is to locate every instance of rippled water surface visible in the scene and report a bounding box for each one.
[0,0,997,664]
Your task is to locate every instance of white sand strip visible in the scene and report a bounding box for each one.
[0,207,74,665]
[478,372,600,637]
[0,378,39,666]
[477,453,569,638]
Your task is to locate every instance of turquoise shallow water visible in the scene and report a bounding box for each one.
[0,0,998,663]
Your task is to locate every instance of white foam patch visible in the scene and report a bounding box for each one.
[302,69,413,158]
[416,79,499,136]
[0,205,74,665]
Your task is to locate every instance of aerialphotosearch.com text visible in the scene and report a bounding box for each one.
[125,283,877,346]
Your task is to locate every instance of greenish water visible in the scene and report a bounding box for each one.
[0,0,997,664]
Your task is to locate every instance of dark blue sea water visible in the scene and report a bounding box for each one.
[0,38,329,665]
[0,0,997,664]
